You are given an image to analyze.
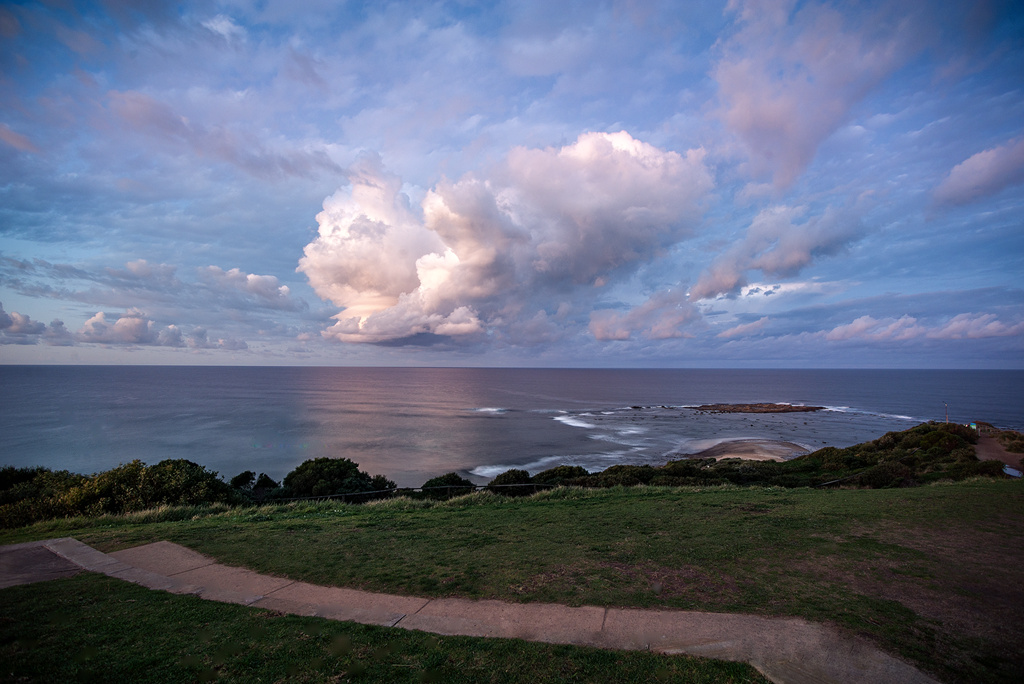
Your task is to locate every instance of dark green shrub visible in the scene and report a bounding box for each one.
[532,465,589,485]
[858,461,915,488]
[369,474,396,491]
[487,469,534,496]
[0,466,49,494]
[148,459,235,506]
[282,458,393,498]
[421,472,475,499]
[254,473,279,490]
[230,471,256,490]
[997,430,1024,453]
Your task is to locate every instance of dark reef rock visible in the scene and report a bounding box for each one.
[691,403,824,414]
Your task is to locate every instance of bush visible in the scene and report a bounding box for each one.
[532,465,589,485]
[487,468,535,496]
[148,459,235,507]
[420,472,475,499]
[230,471,256,490]
[254,473,279,490]
[857,461,915,489]
[283,458,394,498]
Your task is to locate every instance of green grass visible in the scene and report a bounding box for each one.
[0,573,766,683]
[3,479,1023,683]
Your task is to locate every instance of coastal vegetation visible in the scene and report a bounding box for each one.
[0,421,1010,528]
[1,420,1021,681]
[996,429,1024,453]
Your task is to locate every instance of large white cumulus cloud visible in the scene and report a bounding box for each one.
[298,132,713,344]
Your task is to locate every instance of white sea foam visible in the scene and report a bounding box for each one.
[470,448,648,479]
[553,414,598,429]
[824,405,919,421]
[473,407,507,414]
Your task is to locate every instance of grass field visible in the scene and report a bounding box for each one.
[0,573,767,683]
[2,479,1022,683]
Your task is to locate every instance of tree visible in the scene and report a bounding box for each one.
[283,458,393,497]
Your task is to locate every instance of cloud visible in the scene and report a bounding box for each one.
[926,313,1024,339]
[71,308,252,350]
[691,205,860,301]
[824,315,926,342]
[824,313,1023,342]
[714,0,918,187]
[934,137,1024,206]
[200,266,302,310]
[0,124,39,153]
[299,132,713,345]
[589,288,700,341]
[0,6,20,39]
[183,327,249,351]
[105,259,179,286]
[77,308,158,345]
[718,316,770,339]
[107,90,342,180]
[0,301,74,346]
[202,15,246,42]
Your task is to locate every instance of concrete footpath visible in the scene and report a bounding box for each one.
[1,538,939,684]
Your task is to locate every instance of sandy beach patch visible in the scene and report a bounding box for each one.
[679,439,811,462]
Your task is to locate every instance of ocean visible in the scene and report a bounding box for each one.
[1,366,1021,488]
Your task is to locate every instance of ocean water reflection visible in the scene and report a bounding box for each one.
[1,366,1021,487]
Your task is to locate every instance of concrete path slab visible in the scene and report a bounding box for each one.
[252,581,429,627]
[0,541,80,588]
[0,538,941,684]
[109,540,214,575]
[397,597,606,646]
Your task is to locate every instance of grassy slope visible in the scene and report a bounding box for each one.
[0,573,765,684]
[2,479,1022,683]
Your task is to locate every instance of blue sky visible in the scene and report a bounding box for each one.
[1,0,1022,367]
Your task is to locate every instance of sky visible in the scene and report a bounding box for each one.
[1,0,1022,368]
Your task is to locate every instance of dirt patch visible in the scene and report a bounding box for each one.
[509,564,590,596]
[795,523,1024,681]
[975,435,1023,470]
[599,560,742,603]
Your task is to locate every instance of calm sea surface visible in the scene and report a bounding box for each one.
[1,366,1021,487]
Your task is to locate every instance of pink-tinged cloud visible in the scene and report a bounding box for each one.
[73,308,250,349]
[934,138,1024,206]
[824,313,1022,342]
[926,313,1024,339]
[691,205,859,301]
[0,123,39,153]
[714,0,916,187]
[77,309,157,345]
[300,132,712,344]
[824,315,926,342]
[107,90,340,179]
[0,302,72,346]
[0,7,20,39]
[200,266,300,310]
[589,289,700,341]
[718,316,770,339]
